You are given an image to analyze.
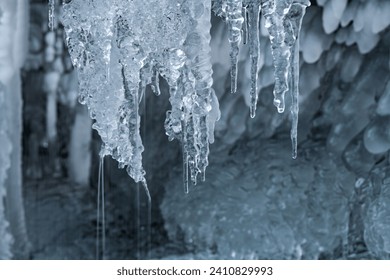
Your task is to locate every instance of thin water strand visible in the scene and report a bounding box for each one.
[142,181,152,259]
[96,155,106,259]
[136,182,140,259]
[101,156,106,259]
[96,156,101,259]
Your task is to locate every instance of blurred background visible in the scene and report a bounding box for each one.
[0,0,390,259]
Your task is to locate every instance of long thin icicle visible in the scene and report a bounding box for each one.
[226,0,244,94]
[261,0,291,113]
[48,0,55,31]
[242,5,248,45]
[247,1,261,118]
[182,120,190,193]
[286,0,310,159]
[260,0,310,158]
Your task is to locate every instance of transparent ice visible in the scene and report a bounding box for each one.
[61,0,310,189]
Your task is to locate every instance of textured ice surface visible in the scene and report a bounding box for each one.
[62,0,312,186]
[363,117,390,155]
[214,0,309,157]
[362,167,390,259]
[161,139,354,259]
[62,0,218,187]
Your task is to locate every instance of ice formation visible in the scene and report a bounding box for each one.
[61,0,311,188]
[214,0,310,157]
[162,140,354,259]
[62,0,217,190]
[363,167,390,259]
[48,0,55,31]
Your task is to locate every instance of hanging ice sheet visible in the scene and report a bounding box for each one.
[62,0,220,190]
[62,0,310,190]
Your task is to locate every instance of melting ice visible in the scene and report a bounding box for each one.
[61,0,310,189]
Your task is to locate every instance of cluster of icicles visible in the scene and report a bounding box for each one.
[59,0,310,192]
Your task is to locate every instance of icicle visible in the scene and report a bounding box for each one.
[286,0,310,158]
[260,0,310,157]
[198,115,210,181]
[121,64,146,183]
[261,0,291,113]
[226,0,244,93]
[290,45,299,159]
[247,1,261,118]
[242,5,249,45]
[139,66,149,103]
[180,0,214,189]
[165,86,182,142]
[187,115,200,186]
[150,65,161,96]
[182,120,190,194]
[48,0,55,31]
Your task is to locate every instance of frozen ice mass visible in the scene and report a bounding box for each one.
[0,0,390,259]
[61,0,311,188]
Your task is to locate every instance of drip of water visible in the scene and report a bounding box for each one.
[142,181,152,259]
[135,181,152,259]
[136,182,140,259]
[96,155,106,259]
[135,96,152,259]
